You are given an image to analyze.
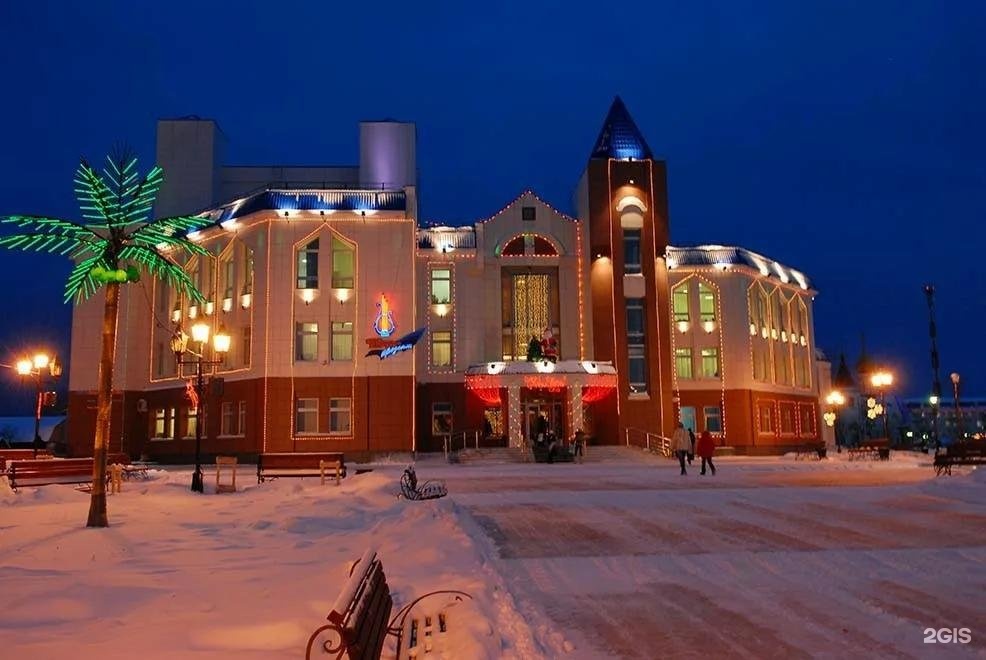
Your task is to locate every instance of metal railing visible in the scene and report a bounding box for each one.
[442,430,482,462]
[625,427,674,458]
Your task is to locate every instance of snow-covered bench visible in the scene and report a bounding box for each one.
[305,548,470,659]
[399,466,446,500]
[934,441,986,476]
[847,440,890,461]
[6,453,134,491]
[256,452,345,485]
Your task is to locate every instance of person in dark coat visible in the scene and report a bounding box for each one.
[687,428,696,464]
[697,430,716,475]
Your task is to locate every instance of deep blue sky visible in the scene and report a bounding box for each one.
[0,1,983,413]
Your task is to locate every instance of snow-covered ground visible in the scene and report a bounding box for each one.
[2,452,985,658]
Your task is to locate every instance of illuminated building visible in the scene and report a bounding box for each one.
[66,101,826,458]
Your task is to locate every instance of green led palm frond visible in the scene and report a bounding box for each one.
[74,160,122,226]
[65,254,111,303]
[129,215,213,255]
[0,233,90,256]
[1,215,100,239]
[121,165,164,224]
[118,245,205,302]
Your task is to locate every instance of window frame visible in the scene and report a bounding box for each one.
[625,298,647,393]
[700,347,719,379]
[758,403,775,435]
[430,268,452,305]
[675,347,693,379]
[673,284,690,323]
[183,406,198,439]
[330,237,354,289]
[328,397,352,435]
[431,402,454,435]
[431,330,452,368]
[698,283,716,323]
[331,322,354,361]
[295,322,319,362]
[220,401,235,436]
[703,406,723,434]
[296,238,319,290]
[623,228,642,274]
[295,397,319,435]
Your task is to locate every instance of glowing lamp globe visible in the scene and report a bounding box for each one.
[32,353,50,370]
[191,321,210,345]
[15,358,33,376]
[213,326,232,354]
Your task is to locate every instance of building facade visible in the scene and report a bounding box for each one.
[66,100,826,459]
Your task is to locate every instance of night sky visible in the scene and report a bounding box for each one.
[0,1,983,414]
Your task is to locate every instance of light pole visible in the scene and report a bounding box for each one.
[870,370,894,443]
[950,372,962,441]
[823,389,846,449]
[924,285,943,448]
[171,322,231,493]
[15,353,62,457]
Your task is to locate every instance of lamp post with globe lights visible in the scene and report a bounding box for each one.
[869,370,894,442]
[14,352,62,457]
[171,321,231,493]
[823,390,846,450]
[950,372,963,441]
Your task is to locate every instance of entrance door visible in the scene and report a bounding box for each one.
[523,400,564,443]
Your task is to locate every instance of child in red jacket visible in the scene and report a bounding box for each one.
[697,430,717,475]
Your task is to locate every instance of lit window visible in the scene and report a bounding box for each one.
[626,298,647,392]
[238,401,246,435]
[332,322,353,361]
[758,404,774,434]
[184,407,198,438]
[221,402,235,436]
[432,331,452,367]
[704,406,722,433]
[243,245,254,295]
[673,284,689,322]
[152,408,175,439]
[331,237,354,289]
[700,348,719,378]
[295,322,318,361]
[623,229,641,274]
[675,348,693,379]
[297,238,319,289]
[698,283,715,323]
[780,403,796,434]
[431,269,451,304]
[432,402,453,434]
[295,398,319,434]
[329,398,351,434]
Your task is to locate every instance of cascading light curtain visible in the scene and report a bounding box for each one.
[512,274,550,358]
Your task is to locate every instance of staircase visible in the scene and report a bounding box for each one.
[585,445,673,463]
[454,447,531,464]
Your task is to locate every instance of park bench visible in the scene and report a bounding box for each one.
[305,547,471,660]
[399,466,446,500]
[794,442,827,460]
[934,440,986,476]
[257,452,346,485]
[6,453,134,491]
[847,439,891,461]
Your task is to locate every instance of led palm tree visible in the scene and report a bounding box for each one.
[0,153,209,527]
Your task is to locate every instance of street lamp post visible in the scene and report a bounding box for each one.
[870,370,894,443]
[171,322,231,493]
[950,372,962,441]
[824,389,846,449]
[15,353,63,457]
[924,285,943,448]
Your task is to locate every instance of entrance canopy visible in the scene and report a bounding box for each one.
[464,360,617,447]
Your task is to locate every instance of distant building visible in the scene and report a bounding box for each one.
[66,99,828,459]
[902,397,986,442]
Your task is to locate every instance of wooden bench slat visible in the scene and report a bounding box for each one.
[329,548,377,626]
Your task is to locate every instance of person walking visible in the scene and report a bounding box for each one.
[697,429,717,475]
[672,422,692,475]
[573,429,587,464]
[687,427,696,465]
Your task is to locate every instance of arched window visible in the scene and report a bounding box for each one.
[331,236,355,289]
[698,283,715,323]
[499,234,559,257]
[297,238,319,289]
[672,283,690,323]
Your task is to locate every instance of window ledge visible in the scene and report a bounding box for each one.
[628,392,650,401]
[217,434,246,439]
[149,437,172,442]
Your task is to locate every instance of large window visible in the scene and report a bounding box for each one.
[329,398,351,434]
[626,298,647,392]
[700,348,719,379]
[295,398,319,434]
[432,402,453,435]
[184,407,198,438]
[331,237,354,289]
[799,404,816,437]
[152,408,175,439]
[238,402,247,435]
[698,283,715,323]
[431,269,451,304]
[673,284,689,323]
[331,322,353,361]
[779,402,796,435]
[295,322,318,361]
[242,326,252,367]
[675,348,693,379]
[297,238,319,289]
[221,402,235,436]
[758,403,774,434]
[432,331,452,367]
[704,406,722,433]
[222,255,235,299]
[623,229,641,274]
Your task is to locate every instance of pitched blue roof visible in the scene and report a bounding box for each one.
[590,96,654,161]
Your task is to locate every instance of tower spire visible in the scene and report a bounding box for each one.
[590,96,654,161]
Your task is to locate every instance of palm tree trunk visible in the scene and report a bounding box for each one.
[86,281,121,528]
